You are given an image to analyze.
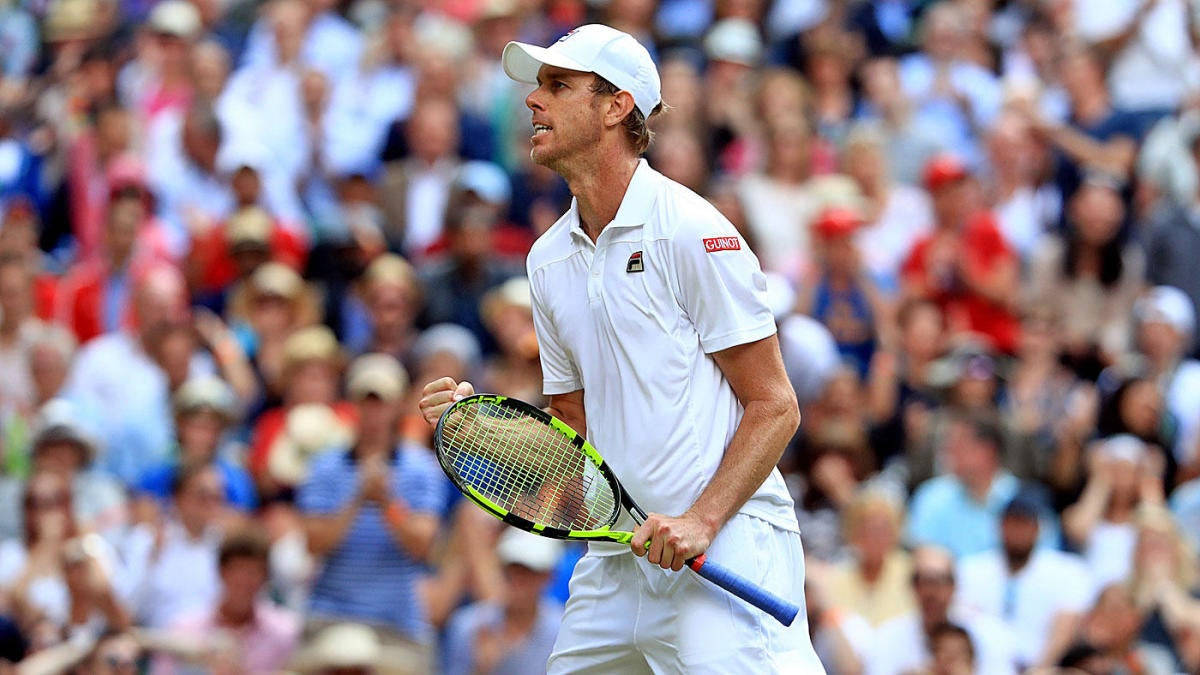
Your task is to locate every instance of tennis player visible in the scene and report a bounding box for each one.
[419,24,823,673]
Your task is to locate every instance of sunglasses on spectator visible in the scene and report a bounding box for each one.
[27,493,69,509]
[911,572,954,586]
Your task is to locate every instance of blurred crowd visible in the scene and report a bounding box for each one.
[2,0,1200,673]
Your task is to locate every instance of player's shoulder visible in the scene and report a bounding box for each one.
[650,173,735,240]
[526,209,579,276]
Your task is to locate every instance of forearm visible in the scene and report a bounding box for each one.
[1063,480,1110,545]
[382,500,438,561]
[1038,611,1082,667]
[304,499,362,557]
[685,397,799,536]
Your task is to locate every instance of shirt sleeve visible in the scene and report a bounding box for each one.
[665,212,776,354]
[296,453,340,515]
[528,269,582,395]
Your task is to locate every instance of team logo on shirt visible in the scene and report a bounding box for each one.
[703,237,741,253]
[626,251,644,273]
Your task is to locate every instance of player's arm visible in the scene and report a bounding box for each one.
[545,389,586,437]
[632,335,798,570]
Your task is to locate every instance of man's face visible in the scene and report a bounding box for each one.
[177,468,226,530]
[524,65,608,169]
[220,556,268,604]
[912,566,955,620]
[0,262,31,321]
[1001,515,1038,563]
[34,441,85,476]
[178,410,225,461]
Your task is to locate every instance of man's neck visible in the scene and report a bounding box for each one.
[217,599,256,627]
[964,470,996,502]
[504,602,539,633]
[560,153,639,242]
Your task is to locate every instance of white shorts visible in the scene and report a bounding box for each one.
[547,513,826,674]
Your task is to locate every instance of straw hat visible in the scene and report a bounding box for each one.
[267,403,354,485]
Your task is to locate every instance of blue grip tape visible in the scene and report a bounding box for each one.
[688,555,800,626]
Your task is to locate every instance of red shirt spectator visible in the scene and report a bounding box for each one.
[901,155,1020,354]
[187,206,307,298]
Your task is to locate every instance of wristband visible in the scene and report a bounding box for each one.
[385,499,410,528]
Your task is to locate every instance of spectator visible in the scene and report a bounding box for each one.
[0,471,127,640]
[1028,179,1145,378]
[1076,583,1178,675]
[787,418,874,564]
[865,298,946,468]
[907,413,1058,559]
[248,325,352,490]
[417,191,523,353]
[442,529,564,675]
[897,2,1003,163]
[158,528,299,673]
[342,254,422,361]
[1125,505,1200,673]
[478,277,541,403]
[955,491,1093,668]
[379,97,463,256]
[0,254,47,413]
[62,265,194,485]
[824,491,914,627]
[55,181,159,344]
[984,111,1054,262]
[1002,304,1088,483]
[1,325,77,481]
[799,206,882,378]
[867,546,1016,675]
[64,103,135,262]
[902,154,1020,354]
[138,376,256,512]
[843,122,934,294]
[297,351,442,659]
[1134,286,1200,473]
[122,462,229,630]
[856,56,945,186]
[737,115,818,282]
[1064,435,1166,589]
[227,262,320,399]
[924,622,976,675]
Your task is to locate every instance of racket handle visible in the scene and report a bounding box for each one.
[687,555,800,627]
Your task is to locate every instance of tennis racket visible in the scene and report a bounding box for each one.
[433,393,800,626]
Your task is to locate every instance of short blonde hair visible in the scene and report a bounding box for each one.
[842,489,905,542]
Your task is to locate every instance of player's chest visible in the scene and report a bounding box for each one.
[547,239,684,349]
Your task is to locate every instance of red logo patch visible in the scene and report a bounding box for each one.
[703,237,741,253]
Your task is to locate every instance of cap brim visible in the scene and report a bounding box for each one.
[502,41,592,84]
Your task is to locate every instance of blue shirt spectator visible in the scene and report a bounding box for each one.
[297,442,445,641]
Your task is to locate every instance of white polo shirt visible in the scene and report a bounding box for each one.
[527,160,798,555]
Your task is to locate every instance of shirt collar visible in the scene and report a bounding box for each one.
[568,159,658,244]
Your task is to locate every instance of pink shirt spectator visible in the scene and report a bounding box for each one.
[154,601,300,674]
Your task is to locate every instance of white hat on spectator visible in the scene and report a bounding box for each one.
[216,139,270,175]
[413,323,482,371]
[31,399,98,464]
[1136,286,1196,337]
[1097,434,1146,465]
[703,19,763,68]
[777,314,840,406]
[457,161,512,205]
[346,353,409,402]
[503,24,662,118]
[267,404,354,485]
[290,623,381,671]
[173,375,238,422]
[496,529,563,572]
[148,0,202,39]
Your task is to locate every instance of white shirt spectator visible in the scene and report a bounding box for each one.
[736,174,817,283]
[240,10,364,83]
[145,111,235,256]
[121,521,222,629]
[1084,520,1137,590]
[1166,360,1200,465]
[323,65,416,176]
[866,607,1017,675]
[403,159,459,254]
[855,183,933,292]
[955,549,1093,667]
[0,534,123,632]
[1076,0,1200,111]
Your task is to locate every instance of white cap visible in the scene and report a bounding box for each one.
[1097,433,1146,465]
[1137,285,1196,336]
[148,0,201,39]
[496,529,563,572]
[502,24,662,118]
[703,18,763,67]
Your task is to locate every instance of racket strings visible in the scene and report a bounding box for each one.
[439,402,619,531]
